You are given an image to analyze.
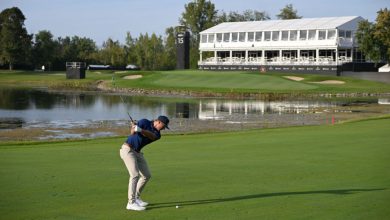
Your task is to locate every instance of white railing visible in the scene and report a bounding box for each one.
[66,62,86,69]
[198,56,352,66]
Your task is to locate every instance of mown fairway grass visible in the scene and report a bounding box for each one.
[114,70,390,94]
[1,70,390,94]
[1,117,389,219]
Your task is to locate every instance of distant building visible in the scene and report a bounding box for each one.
[198,16,376,74]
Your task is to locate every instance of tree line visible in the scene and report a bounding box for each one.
[0,1,388,71]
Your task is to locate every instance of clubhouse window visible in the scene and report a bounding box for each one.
[308,30,316,40]
[272,31,279,41]
[255,32,262,41]
[247,32,255,42]
[299,30,307,40]
[281,31,289,41]
[232,32,238,42]
[239,32,246,42]
[201,34,207,43]
[216,33,222,42]
[327,29,336,40]
[346,30,352,39]
[318,30,326,40]
[208,34,214,43]
[289,30,297,41]
[264,31,271,41]
[339,30,345,38]
[223,33,230,42]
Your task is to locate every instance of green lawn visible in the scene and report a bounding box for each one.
[150,71,316,91]
[1,70,390,94]
[114,70,390,94]
[1,117,389,219]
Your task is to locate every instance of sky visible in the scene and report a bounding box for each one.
[1,0,389,46]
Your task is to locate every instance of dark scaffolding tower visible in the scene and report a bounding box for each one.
[176,26,190,69]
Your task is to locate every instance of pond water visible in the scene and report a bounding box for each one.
[0,88,389,140]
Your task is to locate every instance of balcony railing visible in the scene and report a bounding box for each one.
[198,56,352,66]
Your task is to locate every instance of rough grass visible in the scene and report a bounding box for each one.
[1,117,389,219]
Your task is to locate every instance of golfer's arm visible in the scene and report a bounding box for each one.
[140,129,158,141]
[130,125,135,135]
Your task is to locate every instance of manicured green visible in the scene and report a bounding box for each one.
[1,117,389,219]
[150,71,316,91]
[1,70,390,94]
[114,70,390,94]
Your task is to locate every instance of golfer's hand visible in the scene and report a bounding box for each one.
[133,125,142,132]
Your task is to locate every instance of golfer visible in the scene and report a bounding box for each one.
[119,115,170,211]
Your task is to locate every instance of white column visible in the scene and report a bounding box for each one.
[262,50,265,63]
[350,48,353,61]
[213,101,217,116]
[279,49,282,62]
[316,49,319,63]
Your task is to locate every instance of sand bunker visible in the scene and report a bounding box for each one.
[123,75,143,80]
[283,76,345,84]
[311,80,345,85]
[284,76,304,81]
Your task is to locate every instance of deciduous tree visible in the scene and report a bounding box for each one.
[217,10,270,22]
[0,7,32,70]
[374,8,390,63]
[180,0,218,68]
[356,8,389,64]
[32,30,56,70]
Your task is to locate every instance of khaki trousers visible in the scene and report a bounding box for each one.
[119,144,151,203]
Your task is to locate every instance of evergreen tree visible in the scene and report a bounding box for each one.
[276,4,302,20]
[162,27,177,70]
[124,32,137,65]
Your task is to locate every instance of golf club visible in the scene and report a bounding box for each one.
[119,95,135,123]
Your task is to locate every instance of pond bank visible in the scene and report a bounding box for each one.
[94,80,390,99]
[2,110,388,142]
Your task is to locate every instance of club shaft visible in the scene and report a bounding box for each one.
[120,95,135,123]
[127,112,134,123]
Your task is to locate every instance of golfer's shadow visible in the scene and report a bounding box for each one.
[147,188,385,210]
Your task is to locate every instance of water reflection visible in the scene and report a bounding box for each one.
[0,88,95,110]
[378,98,390,105]
[0,88,389,131]
[195,100,337,120]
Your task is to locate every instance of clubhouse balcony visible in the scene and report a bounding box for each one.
[198,16,366,73]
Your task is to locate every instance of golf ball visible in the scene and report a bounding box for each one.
[176,205,179,208]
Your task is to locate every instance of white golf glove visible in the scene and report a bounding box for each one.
[133,125,142,132]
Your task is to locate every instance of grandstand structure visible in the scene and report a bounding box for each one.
[198,16,367,74]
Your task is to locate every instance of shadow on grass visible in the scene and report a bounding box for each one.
[148,188,385,210]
